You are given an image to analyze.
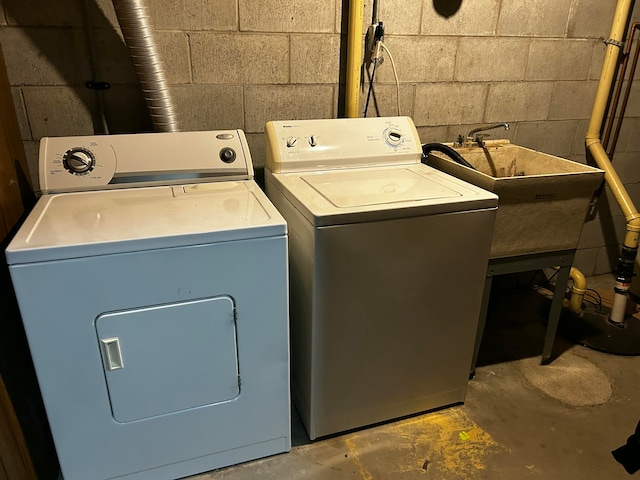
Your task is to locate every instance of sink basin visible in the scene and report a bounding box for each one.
[427,140,605,258]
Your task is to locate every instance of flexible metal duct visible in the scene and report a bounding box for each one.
[112,0,179,132]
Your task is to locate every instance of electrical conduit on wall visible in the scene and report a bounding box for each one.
[112,0,179,133]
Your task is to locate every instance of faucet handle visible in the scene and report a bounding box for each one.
[475,133,489,147]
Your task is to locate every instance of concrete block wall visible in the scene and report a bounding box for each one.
[1,0,639,276]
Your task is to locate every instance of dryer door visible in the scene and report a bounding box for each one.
[96,296,240,423]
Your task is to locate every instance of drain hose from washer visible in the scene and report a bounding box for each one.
[421,143,476,170]
[112,0,179,132]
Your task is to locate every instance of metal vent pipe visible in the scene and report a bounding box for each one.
[112,0,179,132]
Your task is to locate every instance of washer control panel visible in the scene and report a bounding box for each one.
[265,116,422,173]
[39,130,253,193]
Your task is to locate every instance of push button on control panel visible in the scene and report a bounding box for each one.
[220,147,236,163]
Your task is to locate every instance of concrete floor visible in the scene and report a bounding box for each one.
[190,273,640,480]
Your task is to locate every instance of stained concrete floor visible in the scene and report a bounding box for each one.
[190,273,640,480]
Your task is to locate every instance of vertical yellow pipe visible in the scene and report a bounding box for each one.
[586,0,632,143]
[586,0,637,224]
[585,0,639,325]
[345,0,364,118]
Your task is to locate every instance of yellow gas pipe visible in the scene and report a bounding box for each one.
[345,0,364,118]
[585,0,640,324]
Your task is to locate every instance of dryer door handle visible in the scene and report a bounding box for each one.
[100,337,124,371]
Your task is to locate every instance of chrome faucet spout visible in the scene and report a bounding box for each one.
[465,123,510,148]
[467,123,510,138]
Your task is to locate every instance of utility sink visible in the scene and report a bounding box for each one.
[427,140,605,258]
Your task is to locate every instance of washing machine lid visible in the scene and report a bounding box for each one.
[268,164,498,226]
[6,180,286,264]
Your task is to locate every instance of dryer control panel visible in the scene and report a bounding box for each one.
[39,130,254,193]
[265,116,422,173]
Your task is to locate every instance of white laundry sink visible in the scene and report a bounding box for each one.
[427,140,605,258]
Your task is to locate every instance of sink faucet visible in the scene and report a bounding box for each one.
[466,123,510,147]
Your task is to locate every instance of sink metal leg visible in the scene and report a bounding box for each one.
[541,264,571,365]
[470,275,493,377]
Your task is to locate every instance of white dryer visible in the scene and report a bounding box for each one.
[265,116,498,440]
[6,131,290,479]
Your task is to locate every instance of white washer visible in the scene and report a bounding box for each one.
[6,131,290,480]
[265,116,498,440]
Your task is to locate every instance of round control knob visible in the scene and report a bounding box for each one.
[286,136,298,148]
[220,147,236,163]
[384,129,404,146]
[309,135,318,147]
[63,148,95,174]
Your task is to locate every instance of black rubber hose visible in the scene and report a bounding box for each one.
[421,143,476,170]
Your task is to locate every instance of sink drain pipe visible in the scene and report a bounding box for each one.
[585,0,640,325]
[112,0,179,132]
[568,267,587,315]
